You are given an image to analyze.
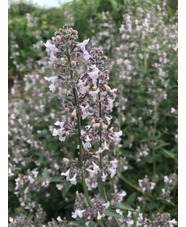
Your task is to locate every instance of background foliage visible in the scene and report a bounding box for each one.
[8,0,178,226]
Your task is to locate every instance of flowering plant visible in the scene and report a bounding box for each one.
[43,26,126,226]
[8,1,178,226]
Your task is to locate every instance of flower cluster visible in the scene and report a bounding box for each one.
[43,26,123,226]
[138,175,156,194]
[8,2,177,225]
[161,173,178,201]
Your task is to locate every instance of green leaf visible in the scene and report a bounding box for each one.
[166,5,173,17]
[67,221,81,226]
[103,208,123,218]
[112,202,134,211]
[43,167,50,179]
[125,192,137,206]
[8,180,15,192]
[50,176,65,183]
[97,175,105,195]
[162,148,176,160]
[153,142,170,151]
[62,181,72,197]
[157,197,176,207]
[108,0,118,11]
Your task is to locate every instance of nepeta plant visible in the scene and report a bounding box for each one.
[44,26,123,226]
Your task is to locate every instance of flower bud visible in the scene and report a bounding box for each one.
[104,84,111,91]
[65,107,69,112]
[93,123,100,128]
[93,84,97,90]
[76,191,79,196]
[102,214,105,217]
[65,131,70,136]
[99,119,103,123]
[71,60,76,67]
[103,56,108,60]
[63,158,69,163]
[56,35,61,41]
[93,155,100,159]
[49,62,53,67]
[109,127,114,132]
[88,216,91,220]
[77,145,80,149]
[71,109,76,117]
[91,118,95,124]
[85,86,90,91]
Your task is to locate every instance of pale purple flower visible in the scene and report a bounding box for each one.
[105,115,112,125]
[80,105,89,120]
[57,216,62,222]
[110,159,118,169]
[52,128,66,141]
[44,76,57,83]
[164,176,169,183]
[69,174,77,185]
[101,172,107,182]
[88,65,99,81]
[109,88,118,94]
[72,209,85,218]
[103,201,110,209]
[54,121,65,127]
[79,87,87,94]
[102,141,109,150]
[168,219,177,227]
[108,167,116,178]
[49,84,56,92]
[92,162,100,172]
[77,39,91,60]
[61,169,70,180]
[95,147,104,154]
[83,135,92,148]
[116,209,123,216]
[97,211,102,220]
[89,89,100,101]
[83,50,91,60]
[77,39,89,50]
[127,220,134,226]
[118,191,127,201]
[49,53,57,62]
[86,169,96,177]
[52,128,59,136]
[107,98,114,110]
[44,40,56,52]
[44,76,57,92]
[77,79,87,94]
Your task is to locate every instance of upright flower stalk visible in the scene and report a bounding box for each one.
[44,26,122,226]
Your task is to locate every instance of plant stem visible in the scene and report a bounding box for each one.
[116,86,122,160]
[97,79,121,227]
[153,103,157,176]
[119,174,152,201]
[67,51,105,227]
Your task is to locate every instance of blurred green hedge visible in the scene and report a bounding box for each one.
[8,0,177,81]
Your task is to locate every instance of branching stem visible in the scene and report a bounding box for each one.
[67,49,105,227]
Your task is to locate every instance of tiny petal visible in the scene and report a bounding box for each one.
[116,209,123,216]
[97,211,102,220]
[44,76,57,84]
[69,174,77,185]
[49,84,56,92]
